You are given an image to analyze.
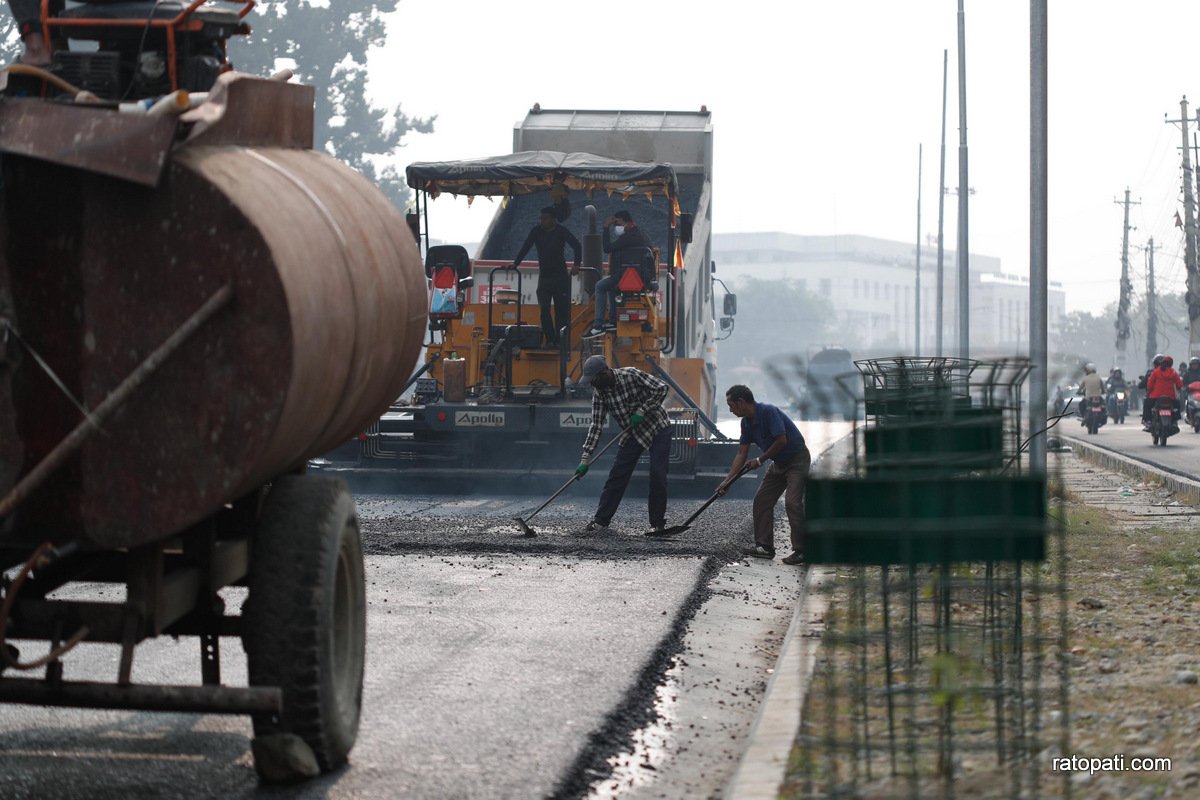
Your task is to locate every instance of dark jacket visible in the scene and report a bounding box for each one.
[602,223,652,270]
[513,223,581,279]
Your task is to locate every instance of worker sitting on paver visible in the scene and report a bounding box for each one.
[718,384,811,566]
[586,211,651,337]
[575,356,671,536]
[1143,355,1182,430]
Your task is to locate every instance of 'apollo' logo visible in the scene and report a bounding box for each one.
[455,411,506,427]
[559,413,593,428]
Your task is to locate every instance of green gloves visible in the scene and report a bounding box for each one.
[630,412,645,429]
[575,462,589,477]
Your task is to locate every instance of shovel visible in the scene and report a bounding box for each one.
[647,463,756,537]
[512,427,629,537]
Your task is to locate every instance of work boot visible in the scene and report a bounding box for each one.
[578,520,610,536]
[741,545,775,559]
[645,524,670,537]
[781,551,806,566]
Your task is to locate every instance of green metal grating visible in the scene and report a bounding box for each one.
[805,475,1046,565]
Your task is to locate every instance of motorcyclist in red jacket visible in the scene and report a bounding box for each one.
[1143,355,1183,429]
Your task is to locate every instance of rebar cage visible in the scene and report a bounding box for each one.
[788,356,1070,799]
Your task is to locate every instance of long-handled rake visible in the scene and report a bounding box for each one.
[647,463,756,537]
[512,428,628,537]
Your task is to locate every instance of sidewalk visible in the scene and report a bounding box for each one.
[721,566,832,799]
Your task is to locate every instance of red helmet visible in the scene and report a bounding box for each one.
[1162,356,1174,367]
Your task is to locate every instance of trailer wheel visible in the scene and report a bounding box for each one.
[242,475,366,775]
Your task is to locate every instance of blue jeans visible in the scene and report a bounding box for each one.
[593,274,618,326]
[594,426,670,526]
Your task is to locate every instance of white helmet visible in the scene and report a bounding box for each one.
[1084,363,1096,374]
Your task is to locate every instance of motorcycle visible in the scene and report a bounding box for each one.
[1149,397,1180,446]
[1186,381,1200,433]
[1106,387,1128,424]
[1082,397,1107,435]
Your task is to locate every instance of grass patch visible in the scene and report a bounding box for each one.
[781,490,1200,799]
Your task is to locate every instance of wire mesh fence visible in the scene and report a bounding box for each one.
[784,356,1070,799]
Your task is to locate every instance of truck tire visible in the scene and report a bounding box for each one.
[242,475,366,774]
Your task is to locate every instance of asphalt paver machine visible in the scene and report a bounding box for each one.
[315,108,746,494]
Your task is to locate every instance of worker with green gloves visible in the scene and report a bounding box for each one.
[575,355,672,536]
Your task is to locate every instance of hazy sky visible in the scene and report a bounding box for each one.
[366,1,1200,315]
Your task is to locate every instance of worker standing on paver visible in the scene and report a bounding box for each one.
[718,384,811,566]
[510,206,581,348]
[576,356,672,536]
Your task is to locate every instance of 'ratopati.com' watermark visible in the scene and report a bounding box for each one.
[1052,754,1172,774]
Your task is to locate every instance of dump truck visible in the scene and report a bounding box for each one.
[0,1,426,780]
[314,107,744,492]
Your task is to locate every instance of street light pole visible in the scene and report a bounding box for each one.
[1029,0,1049,474]
[957,0,970,361]
[916,143,923,356]
[936,49,948,358]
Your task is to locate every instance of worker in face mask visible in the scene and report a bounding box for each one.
[586,209,652,337]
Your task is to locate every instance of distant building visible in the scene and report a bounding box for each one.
[712,232,1065,355]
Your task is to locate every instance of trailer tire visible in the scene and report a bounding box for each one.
[242,475,366,776]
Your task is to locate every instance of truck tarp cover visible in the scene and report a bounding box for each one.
[406,151,678,198]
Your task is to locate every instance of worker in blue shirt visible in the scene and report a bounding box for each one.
[718,384,811,565]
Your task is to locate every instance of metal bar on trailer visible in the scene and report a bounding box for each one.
[0,678,281,715]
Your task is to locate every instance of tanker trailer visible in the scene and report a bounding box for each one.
[0,65,427,778]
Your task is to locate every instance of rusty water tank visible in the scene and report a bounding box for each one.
[0,77,427,547]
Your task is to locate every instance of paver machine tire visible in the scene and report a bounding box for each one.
[242,475,367,774]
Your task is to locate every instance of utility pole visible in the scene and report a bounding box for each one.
[1194,129,1200,218]
[1146,238,1160,365]
[1167,96,1200,353]
[936,49,948,357]
[915,143,923,356]
[1113,189,1138,369]
[956,0,970,361]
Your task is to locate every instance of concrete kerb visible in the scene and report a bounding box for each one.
[722,566,834,800]
[1062,434,1200,506]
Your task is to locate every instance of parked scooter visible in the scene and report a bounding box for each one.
[1106,387,1128,424]
[1185,381,1200,433]
[1149,397,1180,445]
